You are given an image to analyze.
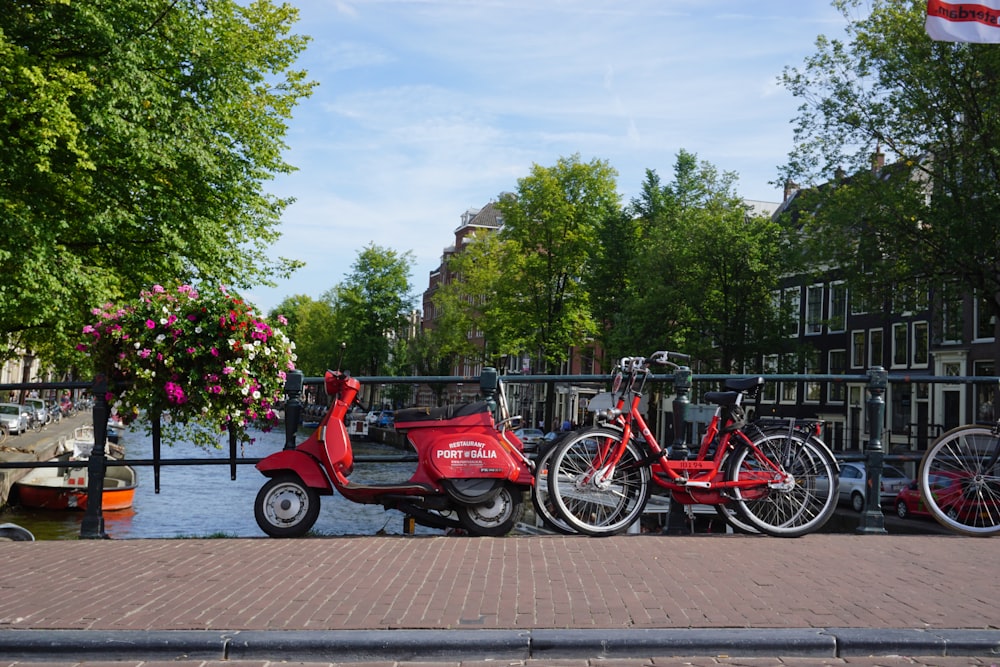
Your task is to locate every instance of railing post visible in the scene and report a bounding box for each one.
[479,367,498,415]
[670,366,693,460]
[284,370,304,450]
[858,366,888,534]
[80,375,110,539]
[152,413,161,493]
[665,366,693,534]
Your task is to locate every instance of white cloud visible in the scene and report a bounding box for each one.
[248,0,848,314]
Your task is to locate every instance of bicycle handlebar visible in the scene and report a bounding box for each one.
[617,351,691,373]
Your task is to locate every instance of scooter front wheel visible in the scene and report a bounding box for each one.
[255,474,321,538]
[457,483,524,536]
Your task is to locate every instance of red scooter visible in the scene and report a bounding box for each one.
[254,367,535,537]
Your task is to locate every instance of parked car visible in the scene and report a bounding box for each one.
[838,461,912,512]
[0,403,28,434]
[376,410,394,428]
[513,427,545,451]
[23,397,50,425]
[895,473,1000,522]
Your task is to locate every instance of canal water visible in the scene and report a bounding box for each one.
[0,426,445,540]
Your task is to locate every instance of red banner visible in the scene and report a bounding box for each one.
[926,0,1000,42]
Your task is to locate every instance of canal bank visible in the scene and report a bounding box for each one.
[0,412,87,509]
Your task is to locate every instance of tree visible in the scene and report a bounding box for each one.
[432,228,528,367]
[269,295,341,378]
[494,155,619,374]
[332,244,414,380]
[780,0,1000,354]
[1,0,313,372]
[606,151,790,372]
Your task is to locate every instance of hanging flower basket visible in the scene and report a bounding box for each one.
[79,283,296,448]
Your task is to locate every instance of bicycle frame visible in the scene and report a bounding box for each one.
[591,359,792,506]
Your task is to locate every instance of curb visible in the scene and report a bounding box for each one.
[0,628,997,661]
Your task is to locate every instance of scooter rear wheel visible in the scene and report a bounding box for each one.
[255,474,321,538]
[457,483,524,536]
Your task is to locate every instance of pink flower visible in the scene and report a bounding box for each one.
[277,315,288,325]
[164,381,187,405]
[152,285,165,293]
[145,319,156,329]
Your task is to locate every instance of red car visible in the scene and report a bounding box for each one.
[894,471,1000,523]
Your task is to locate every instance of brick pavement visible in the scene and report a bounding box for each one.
[0,534,998,665]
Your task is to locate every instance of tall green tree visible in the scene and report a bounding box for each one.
[612,151,789,372]
[1,0,313,371]
[432,228,527,367]
[269,295,341,378]
[494,155,619,374]
[780,0,1000,350]
[332,244,414,380]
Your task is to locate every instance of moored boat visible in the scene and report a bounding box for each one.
[14,463,137,511]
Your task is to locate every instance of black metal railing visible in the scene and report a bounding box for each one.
[2,366,998,538]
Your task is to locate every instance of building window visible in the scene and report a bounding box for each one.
[851,330,865,368]
[780,353,798,403]
[869,328,883,368]
[829,282,847,333]
[851,281,869,315]
[828,349,846,403]
[892,322,908,368]
[939,282,963,343]
[804,350,821,402]
[762,354,778,403]
[975,292,996,341]
[912,321,929,366]
[805,284,823,335]
[974,360,995,422]
[776,287,800,337]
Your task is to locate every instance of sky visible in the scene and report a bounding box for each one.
[246,0,850,315]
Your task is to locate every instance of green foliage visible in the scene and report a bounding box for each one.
[494,155,618,372]
[600,151,790,372]
[781,0,1000,329]
[1,0,314,371]
[269,295,340,377]
[332,244,414,377]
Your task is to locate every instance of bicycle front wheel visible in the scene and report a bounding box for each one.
[547,427,651,536]
[919,425,1000,536]
[725,431,839,537]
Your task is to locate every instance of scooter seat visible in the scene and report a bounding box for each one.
[395,402,489,424]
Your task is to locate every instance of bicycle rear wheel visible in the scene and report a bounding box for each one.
[725,431,838,537]
[531,440,577,534]
[547,427,651,536]
[919,425,1000,536]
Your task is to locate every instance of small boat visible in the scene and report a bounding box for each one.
[107,415,126,443]
[14,463,137,511]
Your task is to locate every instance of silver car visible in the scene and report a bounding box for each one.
[0,403,28,434]
[23,397,50,425]
[838,461,912,512]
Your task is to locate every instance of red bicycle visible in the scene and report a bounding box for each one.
[546,351,840,537]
